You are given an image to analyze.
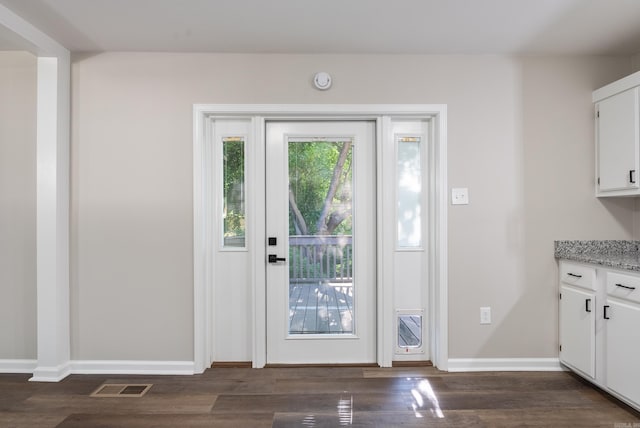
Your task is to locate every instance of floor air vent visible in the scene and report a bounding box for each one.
[90,383,152,398]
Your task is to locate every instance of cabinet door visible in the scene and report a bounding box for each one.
[597,87,640,192]
[605,299,640,405]
[560,286,596,378]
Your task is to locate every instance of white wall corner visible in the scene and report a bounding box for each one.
[447,358,565,372]
[31,55,72,383]
[2,2,74,384]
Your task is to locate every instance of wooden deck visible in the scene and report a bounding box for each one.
[288,282,353,334]
[288,282,422,347]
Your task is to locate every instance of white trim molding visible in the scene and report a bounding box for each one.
[592,69,640,102]
[448,358,564,372]
[69,360,195,376]
[193,104,448,371]
[0,359,38,374]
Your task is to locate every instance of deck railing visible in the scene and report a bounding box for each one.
[289,235,352,283]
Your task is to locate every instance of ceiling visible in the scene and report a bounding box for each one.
[1,0,640,55]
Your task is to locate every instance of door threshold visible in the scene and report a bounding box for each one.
[265,363,379,368]
[392,360,433,367]
[211,361,252,368]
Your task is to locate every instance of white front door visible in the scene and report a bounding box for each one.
[265,121,376,364]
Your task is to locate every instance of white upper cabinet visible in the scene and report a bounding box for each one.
[594,71,640,197]
[596,88,639,193]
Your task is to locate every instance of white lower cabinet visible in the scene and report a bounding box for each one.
[558,261,640,411]
[559,285,596,378]
[605,299,640,406]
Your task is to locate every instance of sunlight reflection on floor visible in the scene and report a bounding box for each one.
[408,377,445,419]
[298,394,353,427]
[296,378,443,426]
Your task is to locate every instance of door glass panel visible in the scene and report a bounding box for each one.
[287,138,354,335]
[222,137,245,247]
[397,136,422,248]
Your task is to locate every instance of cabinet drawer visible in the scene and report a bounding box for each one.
[607,271,640,304]
[560,262,596,291]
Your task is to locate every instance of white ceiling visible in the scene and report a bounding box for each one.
[1,0,640,55]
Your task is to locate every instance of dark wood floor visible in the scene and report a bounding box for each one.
[1,367,639,427]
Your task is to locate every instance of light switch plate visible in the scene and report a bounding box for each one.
[451,187,469,205]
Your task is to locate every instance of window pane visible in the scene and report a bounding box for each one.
[287,139,354,335]
[397,136,422,248]
[223,137,245,247]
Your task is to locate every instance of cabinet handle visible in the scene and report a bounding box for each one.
[567,273,582,278]
[631,170,636,184]
[604,305,610,320]
[615,283,636,290]
[585,298,591,313]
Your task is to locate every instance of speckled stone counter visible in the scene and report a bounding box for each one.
[555,240,640,272]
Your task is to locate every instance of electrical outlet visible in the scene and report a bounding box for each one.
[480,307,491,324]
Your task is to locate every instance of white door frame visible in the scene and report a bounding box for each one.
[193,104,448,371]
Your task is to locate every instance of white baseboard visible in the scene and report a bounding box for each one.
[69,360,196,375]
[448,358,564,372]
[0,359,37,374]
[30,362,72,382]
[1,359,196,379]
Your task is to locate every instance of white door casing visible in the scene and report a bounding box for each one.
[193,104,448,372]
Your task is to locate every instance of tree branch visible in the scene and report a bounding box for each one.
[316,141,352,234]
[289,186,308,235]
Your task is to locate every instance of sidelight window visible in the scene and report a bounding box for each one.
[222,137,245,248]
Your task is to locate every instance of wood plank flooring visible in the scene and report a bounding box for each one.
[1,367,639,427]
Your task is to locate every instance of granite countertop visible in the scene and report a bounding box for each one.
[555,240,640,272]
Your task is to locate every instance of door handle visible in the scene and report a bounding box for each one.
[631,170,637,184]
[604,305,610,320]
[268,254,286,263]
[585,298,591,313]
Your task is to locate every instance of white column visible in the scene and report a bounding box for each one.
[30,56,71,382]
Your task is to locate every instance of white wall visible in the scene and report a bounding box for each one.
[0,51,37,359]
[70,52,632,361]
[453,56,634,358]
